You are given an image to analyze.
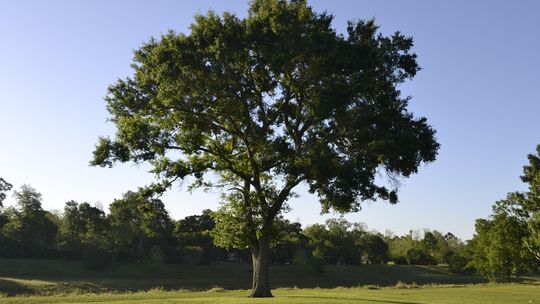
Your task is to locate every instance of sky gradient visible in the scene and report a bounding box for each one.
[1,0,539,240]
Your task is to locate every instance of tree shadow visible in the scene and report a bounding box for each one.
[0,278,33,296]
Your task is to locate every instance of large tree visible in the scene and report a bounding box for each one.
[91,0,438,297]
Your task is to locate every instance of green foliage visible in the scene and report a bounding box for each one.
[90,0,439,295]
[108,190,174,262]
[175,209,226,264]
[59,201,109,257]
[0,185,58,258]
[406,247,434,266]
[419,231,447,264]
[384,230,464,266]
[471,145,540,279]
[470,213,531,281]
[0,177,12,207]
[521,146,540,265]
[304,218,364,265]
[358,233,389,264]
[271,218,306,264]
[91,0,437,258]
[447,250,474,275]
[308,247,326,273]
[527,213,540,263]
[386,233,415,264]
[211,194,256,250]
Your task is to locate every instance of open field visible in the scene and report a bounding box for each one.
[0,258,538,303]
[0,258,492,296]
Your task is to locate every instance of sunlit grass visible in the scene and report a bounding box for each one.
[0,258,538,303]
[1,284,539,304]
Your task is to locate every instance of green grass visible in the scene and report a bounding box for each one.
[0,258,538,303]
[0,284,539,304]
[0,258,490,296]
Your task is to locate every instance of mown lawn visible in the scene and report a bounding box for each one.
[0,284,539,304]
[0,258,538,303]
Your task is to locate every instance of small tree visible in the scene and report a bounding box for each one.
[91,0,438,296]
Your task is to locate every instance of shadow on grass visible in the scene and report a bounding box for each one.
[0,278,33,296]
[2,258,537,297]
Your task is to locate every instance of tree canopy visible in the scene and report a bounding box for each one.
[471,144,540,280]
[91,0,439,297]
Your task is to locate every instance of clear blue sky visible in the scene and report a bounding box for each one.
[1,0,539,240]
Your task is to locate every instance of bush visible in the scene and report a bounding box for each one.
[181,246,205,265]
[308,248,326,273]
[406,248,435,265]
[447,252,474,275]
[292,249,307,265]
[146,245,165,264]
[82,247,113,271]
[391,256,408,265]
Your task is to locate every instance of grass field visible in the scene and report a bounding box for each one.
[0,284,539,304]
[0,258,538,303]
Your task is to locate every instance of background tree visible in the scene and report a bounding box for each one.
[303,218,365,265]
[91,0,438,297]
[59,201,110,258]
[520,145,540,266]
[1,185,58,257]
[359,233,389,264]
[0,178,12,207]
[303,223,330,264]
[471,145,540,277]
[469,211,531,281]
[419,231,447,264]
[270,217,306,264]
[325,218,363,265]
[108,190,174,262]
[175,209,226,263]
[386,231,416,264]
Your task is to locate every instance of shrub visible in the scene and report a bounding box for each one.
[82,247,113,271]
[308,248,326,273]
[447,252,474,275]
[181,246,205,265]
[146,245,165,264]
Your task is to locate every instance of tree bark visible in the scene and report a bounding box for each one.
[250,236,273,297]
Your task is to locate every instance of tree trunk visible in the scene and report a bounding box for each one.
[250,236,273,297]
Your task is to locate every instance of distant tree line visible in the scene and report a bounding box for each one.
[0,183,470,272]
[2,142,539,282]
